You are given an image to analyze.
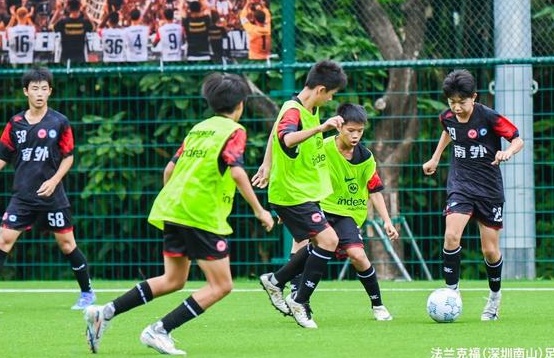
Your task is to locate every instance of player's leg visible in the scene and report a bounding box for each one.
[140,257,228,356]
[0,227,23,270]
[443,212,471,290]
[478,220,503,320]
[260,239,308,315]
[85,254,191,353]
[287,225,338,328]
[347,246,392,321]
[0,205,33,270]
[48,208,95,309]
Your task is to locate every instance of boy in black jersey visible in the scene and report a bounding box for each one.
[0,66,96,310]
[422,69,524,321]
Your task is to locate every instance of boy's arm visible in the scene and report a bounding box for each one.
[37,155,73,197]
[251,120,276,189]
[0,158,6,171]
[369,192,399,240]
[231,166,274,231]
[282,115,343,148]
[422,130,451,175]
[491,136,524,165]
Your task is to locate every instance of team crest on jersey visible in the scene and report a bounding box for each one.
[316,136,323,149]
[7,214,17,222]
[348,182,359,194]
[479,128,488,136]
[38,129,47,139]
[467,129,477,139]
[48,129,57,138]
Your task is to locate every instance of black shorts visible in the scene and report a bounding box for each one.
[162,222,229,260]
[326,213,364,259]
[271,202,330,242]
[1,205,73,233]
[444,193,504,229]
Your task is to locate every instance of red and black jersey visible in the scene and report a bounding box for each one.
[0,109,73,209]
[439,103,519,202]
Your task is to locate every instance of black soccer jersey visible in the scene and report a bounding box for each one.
[439,103,519,202]
[0,109,73,209]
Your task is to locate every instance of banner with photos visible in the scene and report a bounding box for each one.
[0,0,272,65]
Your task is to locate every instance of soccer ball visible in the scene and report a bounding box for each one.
[426,288,462,323]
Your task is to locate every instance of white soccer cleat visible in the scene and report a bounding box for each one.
[259,273,291,316]
[84,305,110,353]
[140,322,187,356]
[285,294,317,329]
[481,291,501,321]
[372,305,393,321]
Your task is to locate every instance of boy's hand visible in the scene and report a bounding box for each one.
[383,221,400,241]
[491,150,512,165]
[251,162,270,188]
[255,209,275,231]
[422,159,439,175]
[318,115,344,133]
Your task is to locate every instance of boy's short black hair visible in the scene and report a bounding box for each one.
[336,103,367,125]
[22,66,53,88]
[202,73,249,114]
[68,0,81,12]
[443,69,476,98]
[305,60,347,92]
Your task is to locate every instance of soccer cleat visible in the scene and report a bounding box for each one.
[481,291,501,321]
[84,305,110,353]
[72,291,97,310]
[372,305,393,321]
[285,294,317,329]
[259,273,291,316]
[140,322,187,356]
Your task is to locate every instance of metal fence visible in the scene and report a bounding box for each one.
[0,0,553,282]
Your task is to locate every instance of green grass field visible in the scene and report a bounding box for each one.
[0,280,552,358]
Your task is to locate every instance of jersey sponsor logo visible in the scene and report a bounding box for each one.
[467,129,477,139]
[48,129,57,138]
[216,240,227,252]
[311,212,322,223]
[183,147,207,158]
[38,128,47,138]
[479,128,488,136]
[337,196,366,207]
[311,153,326,166]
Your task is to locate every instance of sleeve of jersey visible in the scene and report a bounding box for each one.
[277,109,300,142]
[171,143,185,164]
[493,114,520,141]
[0,121,15,161]
[367,172,385,195]
[221,129,247,167]
[59,124,75,157]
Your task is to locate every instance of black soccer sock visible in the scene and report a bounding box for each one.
[442,246,462,289]
[161,296,205,333]
[485,256,503,293]
[357,266,383,307]
[294,245,334,304]
[112,281,154,317]
[0,249,8,269]
[273,244,310,288]
[65,247,92,292]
